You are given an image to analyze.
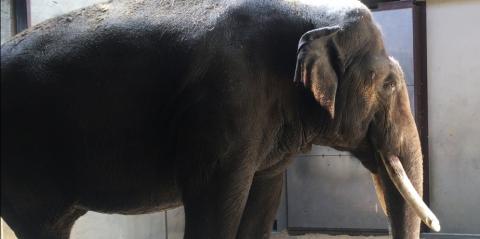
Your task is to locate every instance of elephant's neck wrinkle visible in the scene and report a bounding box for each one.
[298,105,334,144]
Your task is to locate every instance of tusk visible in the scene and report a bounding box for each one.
[379,153,441,232]
[371,174,388,216]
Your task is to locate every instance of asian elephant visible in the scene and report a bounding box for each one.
[0,0,440,238]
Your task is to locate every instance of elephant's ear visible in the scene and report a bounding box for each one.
[294,26,342,118]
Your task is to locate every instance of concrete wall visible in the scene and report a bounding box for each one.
[0,0,12,44]
[426,0,480,234]
[71,212,167,239]
[30,0,108,25]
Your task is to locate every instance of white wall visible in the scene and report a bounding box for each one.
[0,0,12,44]
[426,0,480,234]
[71,212,167,239]
[30,0,108,25]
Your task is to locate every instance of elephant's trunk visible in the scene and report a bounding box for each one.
[378,153,440,232]
[370,62,441,237]
[375,142,422,238]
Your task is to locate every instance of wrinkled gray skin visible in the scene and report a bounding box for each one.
[1,0,423,238]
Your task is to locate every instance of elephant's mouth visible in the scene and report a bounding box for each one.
[377,151,441,232]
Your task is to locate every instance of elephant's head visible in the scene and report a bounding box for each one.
[293,15,440,238]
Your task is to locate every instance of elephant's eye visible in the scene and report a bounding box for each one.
[383,80,396,92]
[383,75,396,92]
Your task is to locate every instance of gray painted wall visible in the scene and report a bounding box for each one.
[426,0,480,234]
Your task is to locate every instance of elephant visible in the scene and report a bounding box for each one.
[0,0,440,238]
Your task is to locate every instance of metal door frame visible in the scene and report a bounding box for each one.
[12,0,30,34]
[285,0,429,235]
[373,0,429,233]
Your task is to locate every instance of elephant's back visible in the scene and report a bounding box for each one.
[0,0,371,156]
[0,2,202,179]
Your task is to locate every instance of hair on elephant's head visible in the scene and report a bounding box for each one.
[294,14,441,236]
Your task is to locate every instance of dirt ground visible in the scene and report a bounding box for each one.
[271,231,390,239]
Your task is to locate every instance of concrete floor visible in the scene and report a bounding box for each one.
[1,218,390,239]
[1,222,392,239]
[271,231,390,239]
[0,220,389,239]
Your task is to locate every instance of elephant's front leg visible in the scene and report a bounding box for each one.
[236,172,284,239]
[182,164,255,239]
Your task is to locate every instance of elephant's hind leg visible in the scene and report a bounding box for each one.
[1,195,86,239]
